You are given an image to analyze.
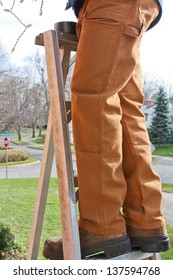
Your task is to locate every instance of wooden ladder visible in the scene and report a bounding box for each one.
[27,22,161,261]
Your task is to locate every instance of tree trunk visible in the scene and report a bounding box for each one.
[38,126,42,137]
[32,123,35,138]
[17,126,21,141]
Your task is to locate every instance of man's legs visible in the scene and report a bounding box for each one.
[72,0,165,234]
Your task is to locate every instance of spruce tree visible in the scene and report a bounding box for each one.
[149,86,170,147]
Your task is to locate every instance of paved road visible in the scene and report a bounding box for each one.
[152,156,173,184]
[1,147,172,182]
[0,145,173,226]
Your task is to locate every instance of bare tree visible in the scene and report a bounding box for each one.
[24,52,49,136]
[26,82,48,138]
[0,43,14,132]
[0,67,30,139]
[0,46,49,139]
[142,72,161,103]
[166,82,173,101]
[0,42,11,75]
[34,52,49,111]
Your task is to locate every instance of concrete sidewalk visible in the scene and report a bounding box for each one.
[162,192,173,226]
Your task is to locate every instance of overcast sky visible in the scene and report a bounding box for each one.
[0,0,173,86]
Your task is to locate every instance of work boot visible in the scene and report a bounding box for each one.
[43,229,131,259]
[127,226,170,253]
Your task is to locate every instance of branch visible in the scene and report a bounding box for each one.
[2,0,45,51]
[11,24,32,52]
[4,9,26,27]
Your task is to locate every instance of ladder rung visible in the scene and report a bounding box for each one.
[88,250,161,260]
[109,251,161,260]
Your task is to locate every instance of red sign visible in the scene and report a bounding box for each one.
[4,137,9,148]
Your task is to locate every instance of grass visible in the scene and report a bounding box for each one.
[0,157,38,167]
[28,135,45,144]
[160,223,173,260]
[27,145,44,150]
[153,144,173,157]
[10,139,28,145]
[0,178,172,260]
[162,183,173,193]
[10,134,45,146]
[0,177,61,259]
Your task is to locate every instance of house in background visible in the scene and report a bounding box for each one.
[141,99,155,128]
[141,99,173,129]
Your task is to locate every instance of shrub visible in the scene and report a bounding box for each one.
[0,223,27,260]
[0,148,30,163]
[0,223,15,260]
[2,242,27,260]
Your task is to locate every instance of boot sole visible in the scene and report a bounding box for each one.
[81,235,131,259]
[130,235,170,253]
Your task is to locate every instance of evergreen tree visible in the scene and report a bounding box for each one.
[149,86,170,147]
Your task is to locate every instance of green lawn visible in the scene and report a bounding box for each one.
[27,145,44,150]
[0,178,61,259]
[0,157,38,167]
[10,139,28,145]
[162,183,173,193]
[161,223,173,260]
[11,134,45,146]
[28,135,45,144]
[153,144,173,157]
[0,178,172,260]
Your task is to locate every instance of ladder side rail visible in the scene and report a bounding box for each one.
[43,30,81,260]
[28,114,54,259]
[60,46,71,83]
[149,253,161,260]
[59,43,81,256]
